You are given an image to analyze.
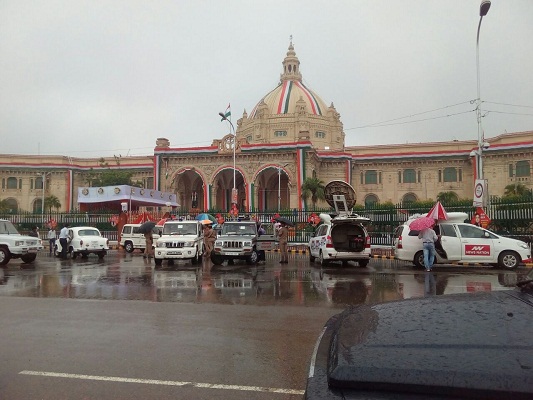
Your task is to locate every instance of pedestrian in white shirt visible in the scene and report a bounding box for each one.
[47,227,56,255]
[59,224,70,259]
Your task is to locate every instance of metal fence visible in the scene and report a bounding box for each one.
[2,197,532,246]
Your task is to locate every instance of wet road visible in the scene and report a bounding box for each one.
[0,251,530,399]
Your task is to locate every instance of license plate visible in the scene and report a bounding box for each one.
[27,249,38,253]
[167,251,181,255]
[226,252,240,256]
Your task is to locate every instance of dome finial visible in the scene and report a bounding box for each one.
[280,37,301,82]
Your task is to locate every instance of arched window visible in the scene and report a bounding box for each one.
[443,167,457,182]
[35,176,44,189]
[516,161,531,177]
[402,193,417,203]
[364,194,379,207]
[403,169,416,183]
[7,177,18,189]
[3,198,18,213]
[33,199,43,213]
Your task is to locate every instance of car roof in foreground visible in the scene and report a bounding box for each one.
[309,270,533,399]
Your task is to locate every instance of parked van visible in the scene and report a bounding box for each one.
[393,212,531,270]
[120,224,162,253]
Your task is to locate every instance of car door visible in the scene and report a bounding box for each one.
[437,223,462,261]
[132,226,144,248]
[456,224,495,263]
[310,225,326,257]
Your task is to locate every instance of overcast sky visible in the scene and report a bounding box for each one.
[1,0,532,158]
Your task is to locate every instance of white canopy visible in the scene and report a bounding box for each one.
[77,185,179,207]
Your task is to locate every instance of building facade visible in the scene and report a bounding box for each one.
[1,43,532,213]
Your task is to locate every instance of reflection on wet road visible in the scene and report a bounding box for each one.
[0,251,529,308]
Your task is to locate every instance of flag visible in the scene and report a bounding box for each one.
[221,103,231,121]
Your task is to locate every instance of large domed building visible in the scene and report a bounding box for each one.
[0,42,531,214]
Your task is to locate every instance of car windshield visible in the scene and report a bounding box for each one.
[78,229,101,236]
[164,224,197,235]
[0,220,21,235]
[222,224,256,235]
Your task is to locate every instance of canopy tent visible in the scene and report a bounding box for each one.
[77,185,179,212]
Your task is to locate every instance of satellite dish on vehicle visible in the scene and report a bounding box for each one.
[324,180,357,211]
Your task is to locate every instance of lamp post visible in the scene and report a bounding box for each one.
[219,112,237,211]
[38,172,51,227]
[476,0,491,181]
[278,164,289,211]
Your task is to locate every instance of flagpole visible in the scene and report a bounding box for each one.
[219,108,237,213]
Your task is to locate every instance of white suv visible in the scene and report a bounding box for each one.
[120,223,161,253]
[0,219,43,266]
[154,220,204,267]
[308,195,371,267]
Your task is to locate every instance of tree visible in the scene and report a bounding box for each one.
[44,195,61,213]
[84,155,136,187]
[300,177,326,208]
[0,199,10,213]
[436,191,459,204]
[503,183,531,198]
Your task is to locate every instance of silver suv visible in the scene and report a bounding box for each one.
[0,219,43,266]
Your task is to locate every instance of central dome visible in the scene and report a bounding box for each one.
[249,43,328,118]
[236,41,345,151]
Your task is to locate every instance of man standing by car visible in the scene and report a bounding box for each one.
[203,223,217,259]
[418,224,438,271]
[47,226,56,256]
[278,222,289,264]
[59,223,70,259]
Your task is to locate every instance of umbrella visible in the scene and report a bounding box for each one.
[195,213,217,224]
[427,201,448,221]
[138,221,156,234]
[408,216,436,231]
[273,216,295,227]
[201,219,213,225]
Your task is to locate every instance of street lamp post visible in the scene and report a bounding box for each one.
[39,172,51,227]
[219,112,237,212]
[278,164,289,211]
[476,0,491,181]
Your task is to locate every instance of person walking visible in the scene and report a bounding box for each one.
[418,224,438,271]
[143,231,154,259]
[278,222,289,264]
[203,223,217,259]
[47,226,57,255]
[58,223,70,259]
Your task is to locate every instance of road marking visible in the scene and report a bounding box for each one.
[19,370,304,396]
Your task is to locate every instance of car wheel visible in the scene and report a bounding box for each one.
[71,251,78,259]
[124,242,134,253]
[246,249,258,265]
[498,251,520,270]
[211,255,224,265]
[21,254,37,264]
[0,247,11,266]
[414,251,424,269]
[309,248,315,262]
[191,250,199,264]
[319,251,328,267]
[97,252,105,259]
[358,259,369,267]
[154,258,163,268]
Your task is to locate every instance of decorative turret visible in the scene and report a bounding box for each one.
[280,38,302,83]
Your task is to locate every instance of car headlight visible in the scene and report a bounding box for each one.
[156,242,165,248]
[215,241,222,246]
[15,240,24,246]
[183,241,194,247]
[244,241,252,247]
[518,242,529,249]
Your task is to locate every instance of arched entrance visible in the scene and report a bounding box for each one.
[173,169,205,211]
[254,165,291,211]
[212,168,246,212]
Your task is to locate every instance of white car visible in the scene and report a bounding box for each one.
[308,194,372,268]
[393,212,532,270]
[0,219,43,266]
[55,226,109,259]
[120,223,162,253]
[154,220,204,267]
